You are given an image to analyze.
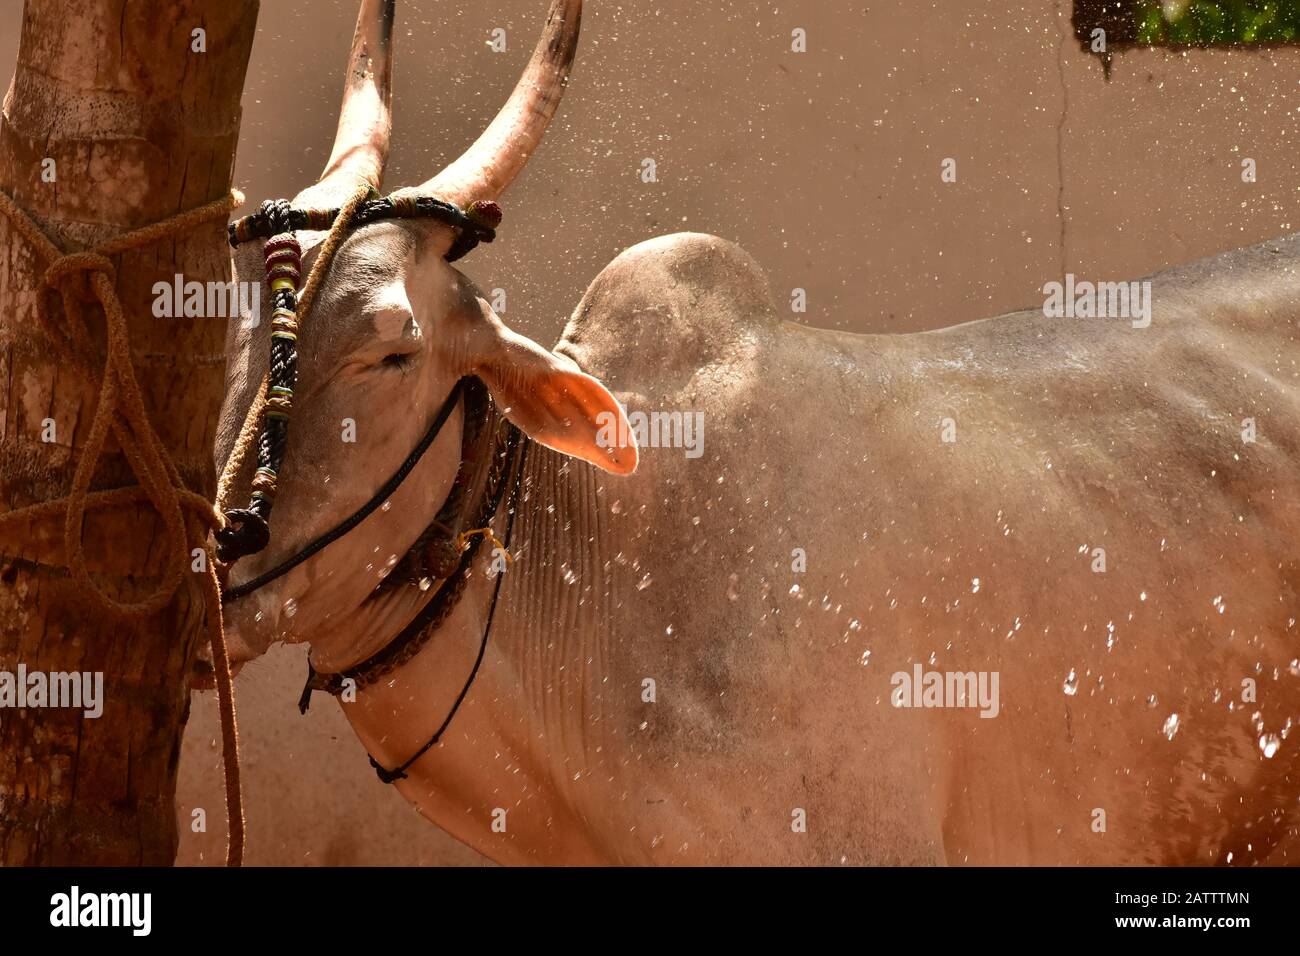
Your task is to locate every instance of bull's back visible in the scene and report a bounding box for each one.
[560,231,1300,863]
[772,235,1300,863]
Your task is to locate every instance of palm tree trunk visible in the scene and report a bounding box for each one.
[0,0,257,864]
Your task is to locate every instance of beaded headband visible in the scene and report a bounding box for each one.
[228,193,503,261]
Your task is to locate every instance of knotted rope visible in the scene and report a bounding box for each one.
[455,527,511,562]
[0,187,246,866]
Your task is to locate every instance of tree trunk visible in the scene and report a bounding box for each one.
[0,0,257,864]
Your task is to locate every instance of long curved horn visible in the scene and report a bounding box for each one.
[295,0,396,209]
[417,0,583,209]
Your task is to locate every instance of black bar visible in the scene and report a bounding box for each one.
[0,866,1277,942]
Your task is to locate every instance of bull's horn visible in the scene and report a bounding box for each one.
[295,0,396,208]
[417,0,583,209]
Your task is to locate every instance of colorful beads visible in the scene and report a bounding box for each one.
[264,237,301,260]
[270,308,299,339]
[264,234,303,292]
[266,385,293,416]
[252,467,278,496]
[305,209,335,230]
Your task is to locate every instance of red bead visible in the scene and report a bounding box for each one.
[264,235,302,257]
[466,199,503,230]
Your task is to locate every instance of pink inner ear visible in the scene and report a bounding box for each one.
[467,303,638,475]
[473,343,636,477]
[503,366,639,476]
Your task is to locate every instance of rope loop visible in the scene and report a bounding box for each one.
[42,251,116,302]
[455,526,510,562]
[0,185,247,867]
[215,508,270,564]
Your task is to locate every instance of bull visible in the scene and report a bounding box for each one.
[211,0,1300,865]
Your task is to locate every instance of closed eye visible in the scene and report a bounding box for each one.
[381,352,415,371]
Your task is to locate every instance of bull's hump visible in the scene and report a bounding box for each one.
[559,232,779,389]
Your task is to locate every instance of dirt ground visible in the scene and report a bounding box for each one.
[2,0,1297,865]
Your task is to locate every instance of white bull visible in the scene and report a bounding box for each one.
[210,0,1300,864]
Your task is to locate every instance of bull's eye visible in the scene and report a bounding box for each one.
[381,352,414,371]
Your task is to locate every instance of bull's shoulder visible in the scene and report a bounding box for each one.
[554,233,779,387]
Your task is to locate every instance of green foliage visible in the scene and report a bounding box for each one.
[1137,0,1300,44]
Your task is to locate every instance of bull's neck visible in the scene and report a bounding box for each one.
[335,442,620,864]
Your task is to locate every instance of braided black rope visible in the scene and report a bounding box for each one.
[221,379,469,602]
[369,431,526,784]
[227,194,500,262]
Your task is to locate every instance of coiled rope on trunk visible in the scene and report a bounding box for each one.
[0,186,247,866]
[0,180,471,864]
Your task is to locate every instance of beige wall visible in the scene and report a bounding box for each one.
[2,0,1297,864]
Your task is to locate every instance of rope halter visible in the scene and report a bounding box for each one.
[215,190,504,566]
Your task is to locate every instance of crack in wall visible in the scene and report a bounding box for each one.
[1055,0,1070,281]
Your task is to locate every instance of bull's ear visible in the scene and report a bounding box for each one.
[468,305,638,476]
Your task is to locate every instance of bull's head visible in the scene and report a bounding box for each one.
[212,0,635,671]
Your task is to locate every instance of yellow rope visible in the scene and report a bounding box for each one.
[0,187,246,866]
[455,526,511,562]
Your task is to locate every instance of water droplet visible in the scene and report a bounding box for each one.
[860,650,871,666]
[381,500,392,512]
[562,564,578,585]
[610,499,622,515]
[789,583,802,597]
[1063,669,1078,696]
[971,577,980,593]
[636,573,652,591]
[418,576,432,591]
[1162,713,1180,740]
[283,598,298,619]
[1259,733,1281,759]
[726,574,739,601]
[1289,659,1299,677]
